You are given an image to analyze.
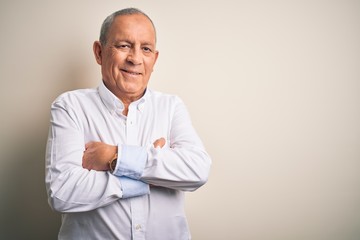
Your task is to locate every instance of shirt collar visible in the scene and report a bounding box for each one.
[98,81,149,114]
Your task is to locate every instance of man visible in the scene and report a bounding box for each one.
[45,8,211,240]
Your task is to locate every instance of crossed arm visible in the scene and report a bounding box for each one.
[82,138,166,171]
[46,97,211,213]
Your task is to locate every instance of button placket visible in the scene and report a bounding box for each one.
[127,104,147,239]
[131,197,147,239]
[126,105,137,145]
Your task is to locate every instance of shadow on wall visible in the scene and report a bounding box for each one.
[0,53,98,239]
[0,133,60,239]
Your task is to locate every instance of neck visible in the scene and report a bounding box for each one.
[103,81,146,116]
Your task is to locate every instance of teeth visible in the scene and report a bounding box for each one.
[123,70,140,75]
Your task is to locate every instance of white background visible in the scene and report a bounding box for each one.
[0,0,359,239]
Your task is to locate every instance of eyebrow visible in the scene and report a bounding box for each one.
[142,42,155,47]
[112,39,155,46]
[113,40,131,44]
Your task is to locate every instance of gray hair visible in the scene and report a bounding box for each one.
[99,8,156,45]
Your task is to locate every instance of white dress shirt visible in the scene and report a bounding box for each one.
[45,81,211,240]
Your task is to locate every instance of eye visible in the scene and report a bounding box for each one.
[142,47,153,53]
[115,44,131,49]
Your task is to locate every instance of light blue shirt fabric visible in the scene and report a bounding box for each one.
[115,145,149,198]
[119,176,149,199]
[115,145,148,180]
[45,81,211,239]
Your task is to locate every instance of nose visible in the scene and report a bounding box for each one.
[126,48,142,65]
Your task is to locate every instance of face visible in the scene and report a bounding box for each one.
[93,14,158,103]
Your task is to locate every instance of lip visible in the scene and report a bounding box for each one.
[120,69,142,76]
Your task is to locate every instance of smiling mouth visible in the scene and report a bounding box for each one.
[121,69,141,75]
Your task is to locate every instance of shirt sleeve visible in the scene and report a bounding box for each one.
[45,98,148,213]
[119,176,150,198]
[141,97,212,191]
[113,145,147,180]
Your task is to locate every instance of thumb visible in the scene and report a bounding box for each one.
[153,138,166,148]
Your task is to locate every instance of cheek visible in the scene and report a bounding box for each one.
[101,62,119,81]
[105,51,123,66]
[145,61,156,73]
[103,58,121,73]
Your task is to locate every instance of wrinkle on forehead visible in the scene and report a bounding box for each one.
[108,14,157,45]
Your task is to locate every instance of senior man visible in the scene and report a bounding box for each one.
[45,8,211,240]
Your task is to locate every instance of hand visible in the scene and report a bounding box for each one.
[82,138,166,171]
[82,142,117,171]
[153,137,165,148]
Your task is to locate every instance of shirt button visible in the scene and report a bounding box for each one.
[135,224,142,231]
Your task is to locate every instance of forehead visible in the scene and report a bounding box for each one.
[108,14,156,43]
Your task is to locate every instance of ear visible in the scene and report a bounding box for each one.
[154,50,159,63]
[152,50,159,70]
[93,41,102,65]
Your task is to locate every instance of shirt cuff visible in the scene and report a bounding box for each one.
[119,176,150,198]
[113,145,147,180]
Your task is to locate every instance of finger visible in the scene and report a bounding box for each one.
[85,141,98,147]
[82,160,88,169]
[158,137,166,147]
[85,142,91,149]
[153,137,166,148]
